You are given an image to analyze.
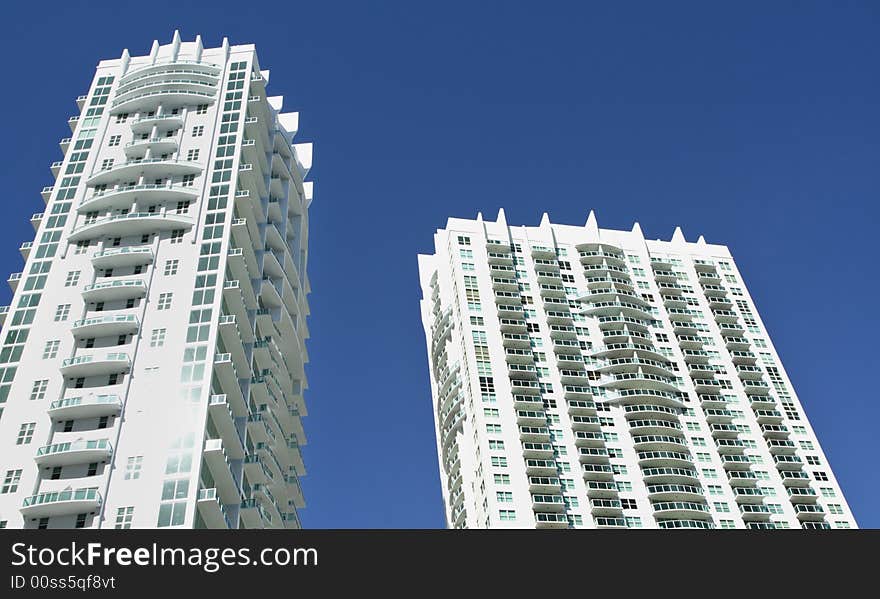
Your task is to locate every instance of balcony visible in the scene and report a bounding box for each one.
[79,183,198,213]
[48,394,122,421]
[196,488,229,529]
[581,463,614,481]
[81,279,147,303]
[646,484,705,502]
[70,314,139,339]
[652,501,710,519]
[123,136,180,158]
[31,212,43,231]
[521,442,554,459]
[773,455,805,470]
[631,434,688,452]
[59,352,130,378]
[91,246,154,269]
[780,470,812,487]
[21,488,101,519]
[525,459,558,476]
[534,512,569,528]
[590,498,624,516]
[574,431,606,447]
[519,426,551,443]
[34,439,112,467]
[641,467,700,484]
[794,504,826,521]
[68,212,194,242]
[203,439,240,504]
[86,158,203,187]
[531,494,565,512]
[579,482,614,500]
[638,451,694,469]
[129,113,185,134]
[111,85,217,115]
[19,241,32,260]
[208,395,245,458]
[8,272,21,292]
[656,519,715,529]
[528,476,561,493]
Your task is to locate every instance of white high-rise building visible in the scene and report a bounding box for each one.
[418,210,856,530]
[0,32,313,529]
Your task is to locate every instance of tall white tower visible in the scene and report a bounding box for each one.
[418,210,856,530]
[0,32,313,529]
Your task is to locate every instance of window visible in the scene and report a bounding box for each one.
[37,518,49,529]
[620,498,637,510]
[74,240,90,255]
[75,513,87,528]
[186,149,199,161]
[170,230,184,244]
[124,456,143,480]
[164,260,179,276]
[827,504,844,515]
[814,471,829,482]
[2,469,22,493]
[493,474,510,485]
[64,271,81,287]
[625,516,643,528]
[616,481,632,492]
[157,479,190,527]
[806,455,821,466]
[150,329,166,348]
[30,379,49,401]
[100,158,114,170]
[192,125,204,137]
[16,423,36,445]
[820,487,835,498]
[49,467,62,480]
[713,502,731,513]
[115,113,129,123]
[157,293,173,310]
[42,340,60,359]
[108,135,121,147]
[54,304,71,322]
[196,104,208,114]
[490,456,507,467]
[115,507,134,529]
[719,520,736,529]
[496,491,513,503]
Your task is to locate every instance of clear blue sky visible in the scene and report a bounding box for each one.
[0,1,877,528]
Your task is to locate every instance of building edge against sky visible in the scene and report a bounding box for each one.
[0,32,313,529]
[418,209,856,530]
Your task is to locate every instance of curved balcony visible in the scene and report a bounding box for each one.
[652,501,711,519]
[59,352,130,378]
[111,81,218,114]
[598,356,677,378]
[86,158,202,186]
[129,113,184,134]
[646,484,705,502]
[71,314,139,339]
[47,394,121,420]
[123,136,179,158]
[577,245,626,265]
[591,344,670,363]
[118,60,221,85]
[656,519,715,529]
[637,451,694,469]
[81,279,147,303]
[68,212,194,242]
[581,300,655,320]
[34,439,112,467]
[91,246,154,269]
[641,467,700,484]
[631,434,689,452]
[21,487,101,519]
